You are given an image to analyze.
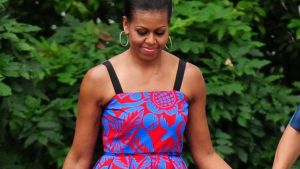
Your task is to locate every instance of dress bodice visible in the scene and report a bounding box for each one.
[93,60,189,169]
[102,90,189,154]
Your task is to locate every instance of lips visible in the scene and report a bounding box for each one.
[142,47,157,55]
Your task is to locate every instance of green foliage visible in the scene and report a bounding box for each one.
[261,0,300,85]
[1,1,51,168]
[1,0,299,168]
[0,1,122,168]
[170,0,299,168]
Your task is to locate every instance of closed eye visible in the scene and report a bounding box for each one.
[137,30,148,36]
[156,31,165,36]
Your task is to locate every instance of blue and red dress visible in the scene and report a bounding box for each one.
[93,60,189,169]
[289,104,300,131]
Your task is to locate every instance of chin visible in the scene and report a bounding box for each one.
[141,47,163,58]
[141,51,162,61]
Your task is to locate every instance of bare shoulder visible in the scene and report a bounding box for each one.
[83,64,108,87]
[80,63,113,106]
[185,62,204,80]
[182,62,206,102]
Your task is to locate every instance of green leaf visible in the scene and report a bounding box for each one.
[216,139,232,146]
[229,44,251,58]
[4,20,40,33]
[0,81,12,96]
[0,32,19,41]
[170,18,194,33]
[237,116,247,127]
[216,131,232,140]
[25,96,41,109]
[20,71,30,79]
[223,82,244,95]
[265,75,283,82]
[40,130,60,139]
[288,19,300,29]
[16,41,34,51]
[0,74,4,80]
[216,145,234,155]
[211,111,221,122]
[236,148,248,163]
[24,134,37,148]
[296,29,300,40]
[236,1,254,10]
[38,136,48,145]
[13,111,27,119]
[254,6,266,17]
[3,62,21,77]
[57,72,77,85]
[63,14,81,26]
[293,81,300,89]
[248,59,270,69]
[217,26,226,41]
[73,2,89,15]
[239,111,251,120]
[222,111,233,121]
[37,121,60,129]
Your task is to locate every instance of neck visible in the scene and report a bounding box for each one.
[127,49,164,71]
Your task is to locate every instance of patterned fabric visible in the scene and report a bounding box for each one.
[93,90,189,169]
[289,104,300,131]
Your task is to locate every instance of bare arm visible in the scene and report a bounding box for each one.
[184,63,231,169]
[62,66,107,169]
[273,125,300,169]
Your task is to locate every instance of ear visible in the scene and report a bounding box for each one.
[122,16,130,34]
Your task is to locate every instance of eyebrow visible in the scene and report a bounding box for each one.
[135,26,167,30]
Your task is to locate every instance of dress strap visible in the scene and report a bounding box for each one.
[173,59,186,91]
[102,60,123,94]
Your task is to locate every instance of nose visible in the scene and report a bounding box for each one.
[145,33,156,45]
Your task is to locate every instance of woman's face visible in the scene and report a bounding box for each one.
[123,9,169,60]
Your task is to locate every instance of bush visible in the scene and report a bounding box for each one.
[170,1,299,168]
[1,0,299,168]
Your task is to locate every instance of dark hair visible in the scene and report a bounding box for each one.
[124,0,172,23]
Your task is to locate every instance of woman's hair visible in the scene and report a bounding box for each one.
[124,0,172,23]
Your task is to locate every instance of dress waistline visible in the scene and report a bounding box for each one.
[103,152,182,157]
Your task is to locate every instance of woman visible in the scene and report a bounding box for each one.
[63,0,232,168]
[273,104,300,169]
